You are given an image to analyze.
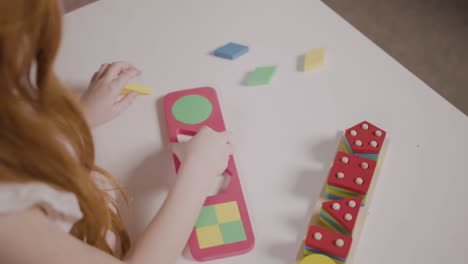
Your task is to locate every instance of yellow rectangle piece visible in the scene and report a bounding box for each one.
[121,83,153,95]
[214,201,241,224]
[302,253,344,264]
[304,48,325,72]
[196,225,224,249]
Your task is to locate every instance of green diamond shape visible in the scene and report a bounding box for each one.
[246,66,277,86]
[195,206,218,228]
[219,220,247,244]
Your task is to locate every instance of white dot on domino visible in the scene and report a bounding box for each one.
[335,239,345,247]
[374,130,382,137]
[350,130,357,136]
[370,141,378,148]
[332,203,340,211]
[341,157,349,164]
[336,172,345,179]
[314,232,323,240]
[362,123,369,130]
[355,140,363,147]
[348,200,357,208]
[355,177,364,185]
[361,162,369,169]
[344,213,353,221]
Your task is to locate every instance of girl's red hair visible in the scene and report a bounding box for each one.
[0,0,130,257]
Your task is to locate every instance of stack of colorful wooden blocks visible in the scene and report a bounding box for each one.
[299,121,387,264]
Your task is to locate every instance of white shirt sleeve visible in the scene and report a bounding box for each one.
[0,182,83,232]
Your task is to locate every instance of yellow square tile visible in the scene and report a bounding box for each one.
[215,201,241,224]
[196,225,224,249]
[304,48,325,72]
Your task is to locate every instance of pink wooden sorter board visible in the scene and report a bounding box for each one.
[163,87,255,261]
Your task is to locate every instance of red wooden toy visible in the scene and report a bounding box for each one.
[163,87,254,261]
[343,121,386,160]
[320,197,363,236]
[325,152,376,205]
[304,225,352,264]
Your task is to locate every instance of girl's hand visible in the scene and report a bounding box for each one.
[169,126,235,177]
[81,61,141,127]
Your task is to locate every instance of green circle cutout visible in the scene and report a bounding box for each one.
[172,95,213,124]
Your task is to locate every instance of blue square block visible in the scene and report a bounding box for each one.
[214,42,249,60]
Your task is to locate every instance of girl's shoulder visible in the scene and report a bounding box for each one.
[0,182,83,232]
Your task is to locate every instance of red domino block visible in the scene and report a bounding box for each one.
[305,225,352,260]
[345,121,386,155]
[327,152,376,195]
[321,197,363,236]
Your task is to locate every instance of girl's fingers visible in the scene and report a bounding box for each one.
[90,63,110,83]
[112,91,138,116]
[199,126,213,133]
[102,61,133,82]
[97,63,110,78]
[221,131,233,143]
[227,143,235,155]
[168,142,184,161]
[90,71,99,83]
[113,68,141,90]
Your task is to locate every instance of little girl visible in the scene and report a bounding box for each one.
[0,1,233,263]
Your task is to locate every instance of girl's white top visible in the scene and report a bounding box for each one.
[0,182,83,232]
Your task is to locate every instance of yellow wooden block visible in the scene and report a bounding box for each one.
[214,201,241,224]
[195,225,224,249]
[304,48,325,72]
[121,83,152,95]
[300,254,337,264]
[326,189,354,199]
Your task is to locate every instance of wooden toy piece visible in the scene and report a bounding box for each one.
[214,42,249,60]
[325,152,377,206]
[320,197,363,237]
[195,201,247,249]
[304,225,352,264]
[303,48,325,72]
[299,254,336,264]
[342,121,387,161]
[163,87,254,261]
[246,66,277,86]
[121,83,153,95]
[296,126,388,264]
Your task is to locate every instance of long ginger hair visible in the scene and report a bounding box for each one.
[0,0,130,256]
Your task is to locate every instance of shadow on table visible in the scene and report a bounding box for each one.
[296,55,305,72]
[267,132,341,263]
[240,71,252,86]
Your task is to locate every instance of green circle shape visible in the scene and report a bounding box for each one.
[172,95,213,124]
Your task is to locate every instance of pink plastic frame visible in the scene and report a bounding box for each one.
[163,87,255,261]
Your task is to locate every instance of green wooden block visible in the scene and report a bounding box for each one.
[195,205,218,228]
[172,95,213,125]
[246,66,277,86]
[219,220,247,243]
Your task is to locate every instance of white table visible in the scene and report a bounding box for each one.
[56,0,468,263]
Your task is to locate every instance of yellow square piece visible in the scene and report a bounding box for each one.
[214,201,241,224]
[121,83,153,95]
[196,225,224,249]
[304,48,325,72]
